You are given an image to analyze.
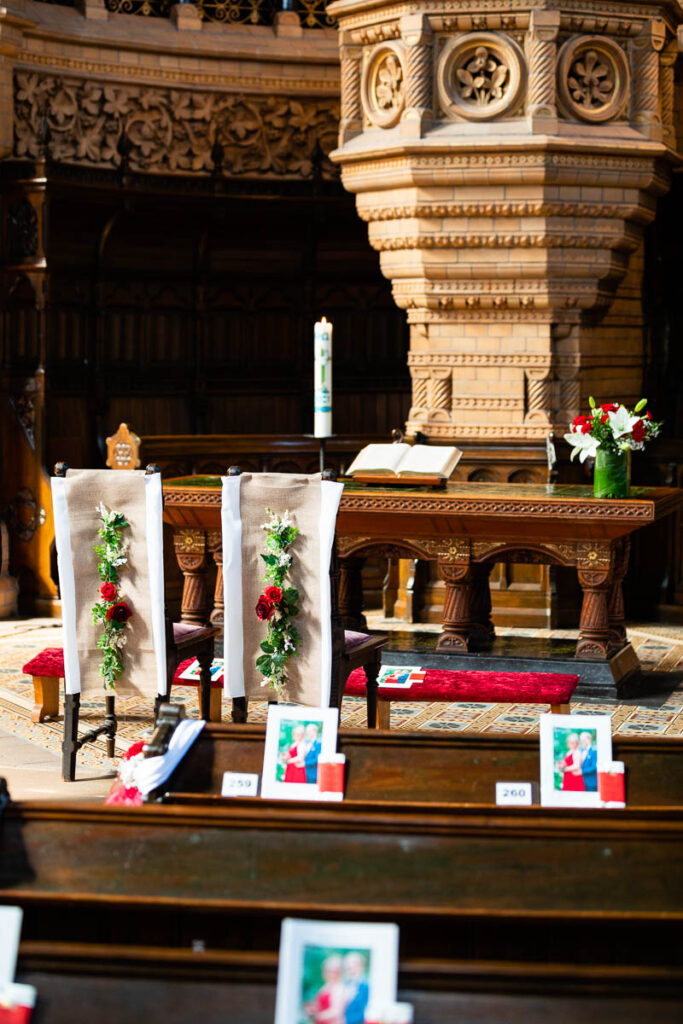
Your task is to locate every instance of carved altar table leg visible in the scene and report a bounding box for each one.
[174,529,211,625]
[607,539,630,649]
[436,559,475,652]
[339,556,367,631]
[576,567,613,660]
[207,530,224,628]
[470,562,495,648]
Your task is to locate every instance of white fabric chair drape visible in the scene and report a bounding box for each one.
[51,469,166,698]
[222,472,343,706]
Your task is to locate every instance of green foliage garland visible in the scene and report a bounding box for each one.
[254,509,300,696]
[90,503,133,689]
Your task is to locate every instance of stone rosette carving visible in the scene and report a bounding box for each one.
[557,36,630,123]
[436,32,525,121]
[361,42,406,128]
[13,72,340,179]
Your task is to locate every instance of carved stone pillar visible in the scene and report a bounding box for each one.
[631,19,666,141]
[329,0,681,449]
[339,40,363,145]
[525,10,560,133]
[400,14,432,138]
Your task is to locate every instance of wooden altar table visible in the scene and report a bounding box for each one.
[162,478,683,690]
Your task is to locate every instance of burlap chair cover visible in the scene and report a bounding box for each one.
[222,472,343,706]
[52,469,166,698]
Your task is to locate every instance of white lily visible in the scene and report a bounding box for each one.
[563,432,601,463]
[607,405,639,439]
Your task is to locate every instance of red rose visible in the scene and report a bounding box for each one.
[123,741,145,760]
[106,602,133,624]
[100,582,117,602]
[264,585,283,604]
[255,595,274,621]
[631,419,645,443]
[572,414,592,433]
[645,410,652,420]
[600,403,619,413]
[601,413,609,424]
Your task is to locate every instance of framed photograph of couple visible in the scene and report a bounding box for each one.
[274,918,399,1024]
[540,713,612,808]
[261,705,339,801]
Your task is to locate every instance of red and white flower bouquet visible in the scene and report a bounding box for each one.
[564,398,661,498]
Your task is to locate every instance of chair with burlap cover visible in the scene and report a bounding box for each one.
[52,464,217,781]
[221,469,387,724]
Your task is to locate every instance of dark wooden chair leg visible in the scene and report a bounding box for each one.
[62,692,80,782]
[104,694,117,758]
[232,696,248,723]
[197,644,213,721]
[364,654,381,730]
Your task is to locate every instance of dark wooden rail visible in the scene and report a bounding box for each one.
[15,941,683,1024]
[164,724,683,809]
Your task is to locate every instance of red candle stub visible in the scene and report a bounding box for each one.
[598,761,625,807]
[317,754,345,797]
[0,983,36,1024]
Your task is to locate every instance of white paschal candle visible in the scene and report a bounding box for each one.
[314,316,333,438]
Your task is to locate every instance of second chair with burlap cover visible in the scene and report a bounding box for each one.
[52,464,218,781]
[221,469,387,722]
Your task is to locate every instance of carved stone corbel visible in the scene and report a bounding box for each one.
[524,367,553,427]
[660,39,677,150]
[525,10,560,133]
[631,19,666,141]
[340,40,363,145]
[399,14,433,138]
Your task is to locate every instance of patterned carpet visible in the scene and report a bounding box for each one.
[1,616,683,772]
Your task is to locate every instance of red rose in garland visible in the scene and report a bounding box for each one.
[106,601,133,624]
[255,595,274,621]
[92,505,132,690]
[264,585,283,604]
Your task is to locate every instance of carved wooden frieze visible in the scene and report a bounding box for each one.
[14,73,340,180]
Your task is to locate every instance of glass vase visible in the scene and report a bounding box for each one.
[593,448,631,499]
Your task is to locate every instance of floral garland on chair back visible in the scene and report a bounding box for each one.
[90,503,133,688]
[564,397,661,498]
[254,509,301,696]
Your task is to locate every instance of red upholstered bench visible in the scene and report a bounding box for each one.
[23,649,224,724]
[344,667,579,729]
[22,648,64,723]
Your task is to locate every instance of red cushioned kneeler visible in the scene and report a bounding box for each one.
[344,667,579,728]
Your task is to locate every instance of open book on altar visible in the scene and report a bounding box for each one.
[347,443,462,481]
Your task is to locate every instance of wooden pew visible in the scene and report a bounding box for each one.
[15,941,683,1024]
[163,723,683,808]
[2,795,683,970]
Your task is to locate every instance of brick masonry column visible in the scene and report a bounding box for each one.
[330,0,682,446]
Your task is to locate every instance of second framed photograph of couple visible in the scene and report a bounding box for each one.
[261,705,340,801]
[540,713,613,808]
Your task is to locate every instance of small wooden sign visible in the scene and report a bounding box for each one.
[105,422,141,471]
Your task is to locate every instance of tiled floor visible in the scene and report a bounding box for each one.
[1,614,682,797]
